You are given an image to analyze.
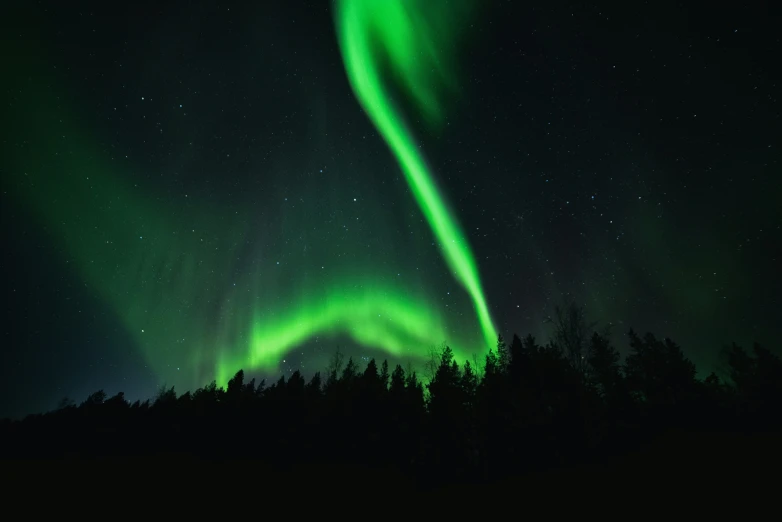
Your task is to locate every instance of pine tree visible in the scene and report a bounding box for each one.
[380,359,390,390]
[390,364,406,397]
[587,332,622,400]
[461,360,478,410]
[497,334,510,373]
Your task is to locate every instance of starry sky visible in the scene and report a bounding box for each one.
[1,0,780,418]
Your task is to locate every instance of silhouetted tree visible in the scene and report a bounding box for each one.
[508,334,528,379]
[587,332,624,402]
[287,370,306,398]
[104,392,128,410]
[427,346,462,421]
[227,369,245,397]
[625,331,697,416]
[380,359,390,390]
[551,302,596,376]
[341,356,359,389]
[324,348,345,396]
[1,324,777,489]
[306,372,322,400]
[193,380,223,406]
[154,386,177,405]
[725,342,782,427]
[460,360,478,411]
[81,390,106,408]
[496,334,510,373]
[362,359,382,395]
[390,364,406,397]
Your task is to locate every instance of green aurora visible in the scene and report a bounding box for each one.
[335,0,496,350]
[4,0,495,390]
[2,0,778,417]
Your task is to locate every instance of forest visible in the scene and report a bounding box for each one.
[1,305,780,492]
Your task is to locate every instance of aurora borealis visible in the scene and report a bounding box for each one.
[3,38,482,395]
[2,1,779,417]
[336,0,496,349]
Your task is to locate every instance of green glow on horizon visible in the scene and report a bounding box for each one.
[215,279,475,386]
[335,0,497,350]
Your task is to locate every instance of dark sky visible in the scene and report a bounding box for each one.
[2,0,780,418]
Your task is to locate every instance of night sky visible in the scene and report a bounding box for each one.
[2,0,779,418]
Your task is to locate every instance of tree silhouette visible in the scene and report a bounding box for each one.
[625,330,697,410]
[226,369,245,397]
[551,302,596,377]
[81,390,106,408]
[380,359,390,390]
[0,318,777,491]
[587,332,625,404]
[725,342,782,428]
[390,364,406,397]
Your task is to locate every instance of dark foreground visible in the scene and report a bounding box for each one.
[2,329,780,499]
[3,430,779,502]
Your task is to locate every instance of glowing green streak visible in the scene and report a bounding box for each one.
[336,0,496,349]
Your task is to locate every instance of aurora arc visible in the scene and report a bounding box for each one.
[5,28,486,390]
[335,0,497,350]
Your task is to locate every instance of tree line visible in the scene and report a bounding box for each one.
[1,304,780,490]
